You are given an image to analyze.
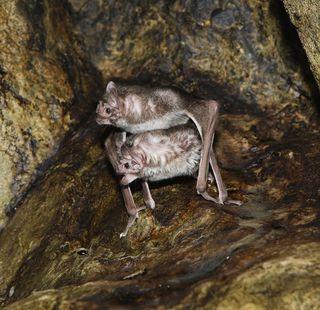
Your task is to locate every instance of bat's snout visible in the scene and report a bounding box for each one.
[96,101,106,115]
[96,101,111,125]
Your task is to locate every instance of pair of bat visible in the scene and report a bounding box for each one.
[96,82,241,237]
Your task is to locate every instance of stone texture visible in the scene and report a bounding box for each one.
[177,242,320,309]
[6,243,320,309]
[69,0,317,120]
[0,0,320,309]
[0,0,101,228]
[0,117,319,308]
[283,0,320,89]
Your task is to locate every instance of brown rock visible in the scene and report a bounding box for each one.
[283,0,320,89]
[0,0,320,309]
[0,0,101,227]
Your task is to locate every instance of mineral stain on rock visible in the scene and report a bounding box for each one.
[0,0,102,227]
[0,0,320,309]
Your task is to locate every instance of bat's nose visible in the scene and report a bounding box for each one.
[117,164,127,175]
[96,101,105,115]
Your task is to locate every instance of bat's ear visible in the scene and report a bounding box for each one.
[106,81,118,97]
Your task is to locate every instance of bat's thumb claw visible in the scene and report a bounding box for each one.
[226,199,243,206]
[119,232,126,238]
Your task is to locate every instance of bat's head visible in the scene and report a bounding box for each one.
[96,81,124,126]
[117,136,144,175]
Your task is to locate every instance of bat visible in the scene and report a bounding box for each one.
[117,125,202,186]
[97,81,239,205]
[117,125,240,207]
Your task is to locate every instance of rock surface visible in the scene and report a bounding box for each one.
[1,116,320,309]
[0,0,101,227]
[69,0,317,120]
[283,0,320,89]
[0,0,320,309]
[4,243,320,309]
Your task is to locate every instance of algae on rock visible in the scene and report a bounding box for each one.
[1,0,320,309]
[283,0,320,90]
[0,0,101,227]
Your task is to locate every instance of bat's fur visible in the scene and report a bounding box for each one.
[96,82,193,133]
[117,125,201,183]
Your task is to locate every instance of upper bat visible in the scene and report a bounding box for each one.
[96,81,200,134]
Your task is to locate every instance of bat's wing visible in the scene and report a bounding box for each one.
[185,101,224,202]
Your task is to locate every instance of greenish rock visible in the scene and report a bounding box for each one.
[283,0,320,90]
[69,0,317,122]
[175,243,320,309]
[7,240,320,310]
[0,0,101,227]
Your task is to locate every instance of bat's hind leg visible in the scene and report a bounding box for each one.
[142,180,155,209]
[189,99,241,206]
[119,185,145,238]
[191,100,219,201]
[209,149,242,205]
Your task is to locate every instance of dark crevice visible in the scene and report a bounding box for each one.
[270,0,320,115]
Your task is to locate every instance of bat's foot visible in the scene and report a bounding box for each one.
[145,198,155,209]
[197,190,220,204]
[119,207,145,238]
[198,190,243,206]
[224,199,242,206]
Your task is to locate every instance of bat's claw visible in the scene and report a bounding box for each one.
[145,199,155,209]
[198,190,220,204]
[120,207,146,238]
[224,199,243,206]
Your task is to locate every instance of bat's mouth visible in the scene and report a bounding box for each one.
[96,116,110,125]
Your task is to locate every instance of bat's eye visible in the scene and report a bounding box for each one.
[106,107,111,114]
[124,163,130,169]
[126,141,133,147]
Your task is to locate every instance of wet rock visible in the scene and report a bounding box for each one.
[0,114,320,308]
[69,0,317,123]
[178,242,320,309]
[0,0,320,309]
[283,0,320,89]
[0,0,101,226]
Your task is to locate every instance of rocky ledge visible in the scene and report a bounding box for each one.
[0,0,320,309]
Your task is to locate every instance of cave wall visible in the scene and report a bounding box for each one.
[0,0,320,308]
[69,0,317,122]
[0,0,101,228]
[283,0,320,90]
[1,0,318,229]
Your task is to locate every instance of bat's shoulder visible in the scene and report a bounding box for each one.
[151,85,189,97]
